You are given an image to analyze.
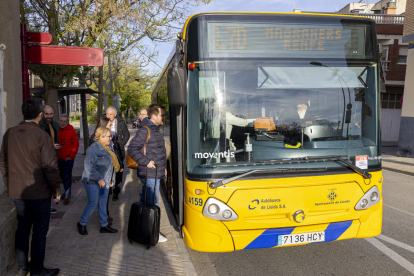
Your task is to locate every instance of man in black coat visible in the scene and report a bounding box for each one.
[106,107,130,200]
[127,104,168,242]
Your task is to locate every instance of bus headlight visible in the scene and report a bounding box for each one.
[355,186,381,210]
[360,199,368,209]
[370,192,379,202]
[222,210,232,219]
[203,198,238,221]
[208,204,219,215]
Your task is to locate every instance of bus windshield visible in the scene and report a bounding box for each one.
[186,15,380,179]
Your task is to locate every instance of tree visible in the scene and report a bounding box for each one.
[22,0,212,149]
[21,0,213,115]
[87,97,98,116]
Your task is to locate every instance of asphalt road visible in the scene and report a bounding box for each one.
[187,168,414,276]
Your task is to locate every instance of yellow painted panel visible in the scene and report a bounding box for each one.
[183,202,234,252]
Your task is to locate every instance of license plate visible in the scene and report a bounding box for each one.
[277,231,325,246]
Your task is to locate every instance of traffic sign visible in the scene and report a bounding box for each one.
[27,32,52,45]
[400,95,403,107]
[28,45,104,66]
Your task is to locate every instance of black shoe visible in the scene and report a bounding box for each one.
[31,267,60,276]
[63,196,69,205]
[100,225,118,233]
[112,194,118,201]
[77,222,88,235]
[50,207,57,214]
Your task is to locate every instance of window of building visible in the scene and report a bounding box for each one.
[380,45,389,61]
[381,93,402,109]
[398,46,408,64]
[398,55,407,64]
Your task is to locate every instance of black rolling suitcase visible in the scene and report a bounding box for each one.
[128,166,160,249]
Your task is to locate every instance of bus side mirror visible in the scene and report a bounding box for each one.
[167,65,187,107]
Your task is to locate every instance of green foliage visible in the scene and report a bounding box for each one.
[87,98,98,115]
[87,116,97,124]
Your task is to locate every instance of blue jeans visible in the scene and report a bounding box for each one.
[13,198,50,275]
[140,178,160,206]
[58,159,74,198]
[80,183,109,227]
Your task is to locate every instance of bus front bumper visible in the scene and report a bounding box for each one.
[183,201,382,252]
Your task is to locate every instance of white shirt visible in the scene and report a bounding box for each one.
[209,112,255,139]
[297,106,308,119]
[111,119,116,133]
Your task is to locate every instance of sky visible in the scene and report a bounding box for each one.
[144,0,371,73]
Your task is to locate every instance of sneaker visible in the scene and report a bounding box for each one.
[50,207,58,214]
[158,233,168,243]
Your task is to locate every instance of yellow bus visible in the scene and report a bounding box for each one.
[152,12,383,252]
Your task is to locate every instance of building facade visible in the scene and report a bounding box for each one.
[0,0,24,274]
[398,0,414,157]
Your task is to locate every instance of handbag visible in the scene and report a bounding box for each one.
[126,126,150,169]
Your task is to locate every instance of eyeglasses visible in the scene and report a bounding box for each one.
[103,135,111,138]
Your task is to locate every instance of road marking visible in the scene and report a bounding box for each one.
[366,238,414,274]
[384,204,414,217]
[377,235,414,254]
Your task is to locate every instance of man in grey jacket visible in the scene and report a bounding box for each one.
[106,107,130,200]
[127,104,167,242]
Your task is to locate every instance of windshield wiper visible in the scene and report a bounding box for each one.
[210,168,327,189]
[262,155,372,179]
[303,155,372,179]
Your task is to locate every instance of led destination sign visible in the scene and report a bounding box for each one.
[207,22,367,59]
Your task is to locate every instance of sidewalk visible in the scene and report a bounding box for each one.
[6,137,197,276]
[381,146,414,176]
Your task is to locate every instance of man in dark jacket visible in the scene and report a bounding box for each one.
[39,105,60,148]
[0,99,61,276]
[39,105,61,213]
[127,104,167,242]
[106,107,130,200]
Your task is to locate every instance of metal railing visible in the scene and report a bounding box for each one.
[382,60,390,71]
[344,13,404,24]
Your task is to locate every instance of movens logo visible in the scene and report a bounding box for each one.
[193,150,235,159]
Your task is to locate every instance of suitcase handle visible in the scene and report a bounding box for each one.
[144,164,158,206]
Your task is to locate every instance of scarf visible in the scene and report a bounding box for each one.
[48,122,55,142]
[98,140,120,173]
